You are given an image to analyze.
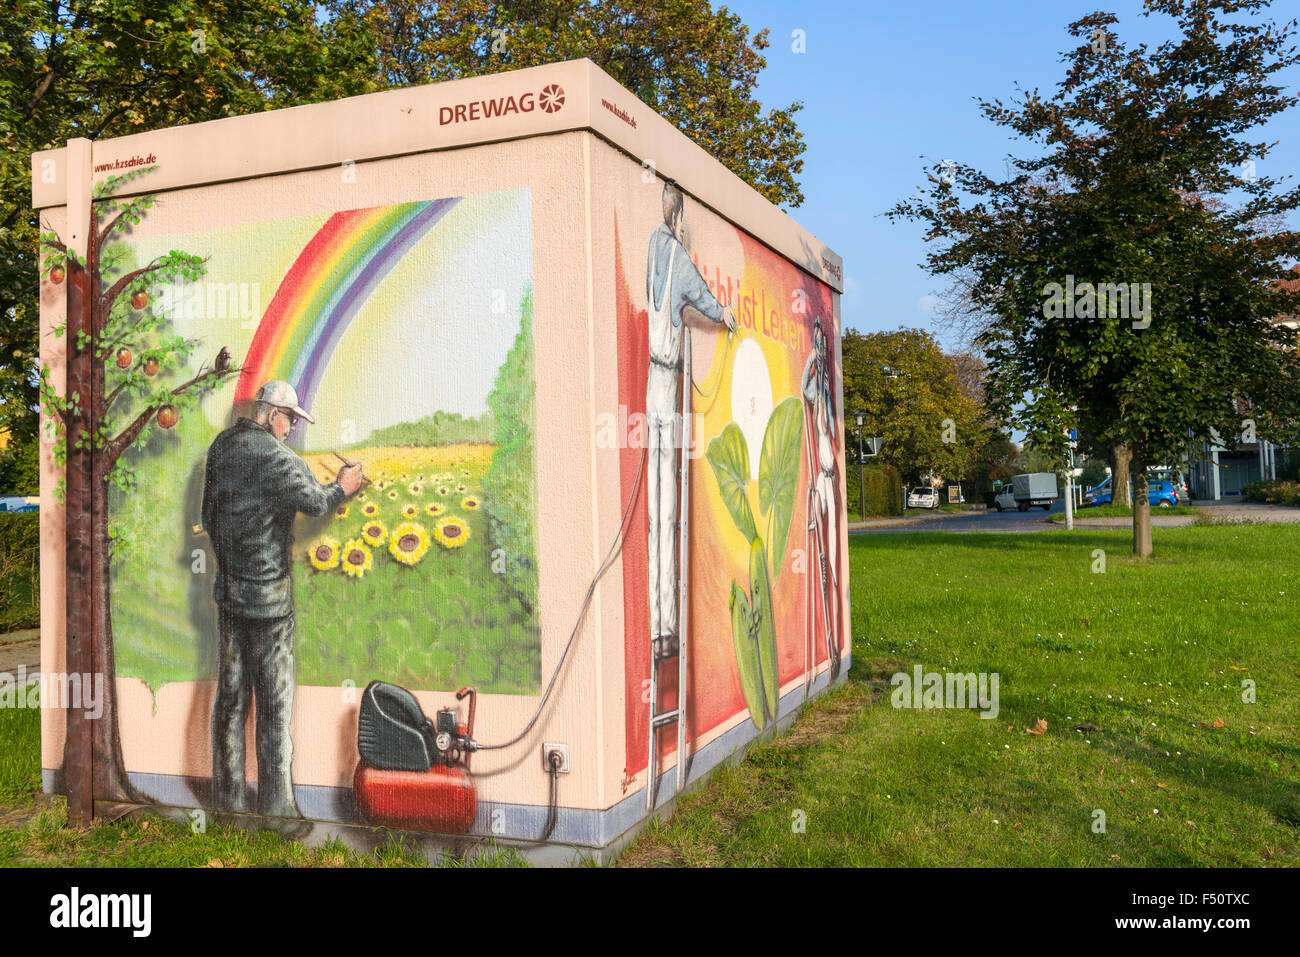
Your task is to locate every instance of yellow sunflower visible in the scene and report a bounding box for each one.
[461,495,481,511]
[437,486,450,496]
[426,502,445,518]
[308,537,340,571]
[387,489,399,500]
[361,519,387,547]
[408,482,423,495]
[434,516,471,549]
[362,502,379,517]
[334,504,349,519]
[456,484,467,494]
[402,504,419,519]
[340,539,373,578]
[388,522,431,566]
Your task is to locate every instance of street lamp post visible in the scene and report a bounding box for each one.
[855,413,866,521]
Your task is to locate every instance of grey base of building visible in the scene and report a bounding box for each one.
[42,655,849,866]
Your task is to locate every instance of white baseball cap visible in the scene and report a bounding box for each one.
[254,379,315,424]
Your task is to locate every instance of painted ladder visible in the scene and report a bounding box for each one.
[646,332,691,812]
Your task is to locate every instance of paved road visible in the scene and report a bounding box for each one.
[0,628,40,682]
[852,499,1300,535]
[851,503,1064,535]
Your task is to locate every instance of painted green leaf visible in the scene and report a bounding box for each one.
[749,539,780,723]
[729,580,765,729]
[758,396,805,574]
[706,422,759,544]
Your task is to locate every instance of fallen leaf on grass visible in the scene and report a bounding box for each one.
[139,819,150,830]
[1006,725,1014,732]
[1212,718,1225,728]
[1026,718,1047,736]
[1228,666,1247,672]
[1185,821,1196,829]
[207,859,224,868]
[1156,782,1167,789]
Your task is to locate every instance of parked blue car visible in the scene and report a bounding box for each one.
[1082,477,1179,508]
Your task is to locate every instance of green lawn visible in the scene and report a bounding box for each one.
[1051,503,1202,522]
[5,524,1296,866]
[620,524,1300,866]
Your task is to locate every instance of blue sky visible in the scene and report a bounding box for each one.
[722,0,1300,346]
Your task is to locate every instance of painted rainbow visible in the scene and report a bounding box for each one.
[236,198,460,436]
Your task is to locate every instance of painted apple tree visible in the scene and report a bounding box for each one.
[39,166,238,803]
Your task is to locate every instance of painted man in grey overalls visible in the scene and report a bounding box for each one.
[201,380,361,819]
[645,182,736,659]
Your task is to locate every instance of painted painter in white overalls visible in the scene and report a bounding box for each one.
[645,221,726,659]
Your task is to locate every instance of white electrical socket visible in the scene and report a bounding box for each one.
[542,742,570,773]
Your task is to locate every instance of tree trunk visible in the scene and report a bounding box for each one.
[91,462,142,804]
[89,260,140,805]
[1131,447,1153,558]
[63,260,94,826]
[60,239,141,810]
[1112,443,1132,508]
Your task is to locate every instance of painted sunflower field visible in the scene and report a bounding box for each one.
[292,444,540,695]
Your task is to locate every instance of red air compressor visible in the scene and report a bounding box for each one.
[353,681,480,833]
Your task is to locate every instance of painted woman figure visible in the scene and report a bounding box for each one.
[801,319,841,678]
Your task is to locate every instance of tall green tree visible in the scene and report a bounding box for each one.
[323,0,807,206]
[889,0,1300,556]
[841,328,985,486]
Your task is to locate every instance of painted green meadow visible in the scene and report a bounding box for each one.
[108,436,540,696]
[292,443,539,694]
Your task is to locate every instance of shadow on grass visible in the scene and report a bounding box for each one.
[1084,700,1300,830]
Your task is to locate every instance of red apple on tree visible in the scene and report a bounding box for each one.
[50,265,65,284]
[115,348,132,369]
[156,405,179,429]
[131,290,148,310]
[143,357,159,376]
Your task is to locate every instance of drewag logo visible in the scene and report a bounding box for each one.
[439,84,566,126]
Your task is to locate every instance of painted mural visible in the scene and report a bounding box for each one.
[615,182,844,779]
[90,183,539,819]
